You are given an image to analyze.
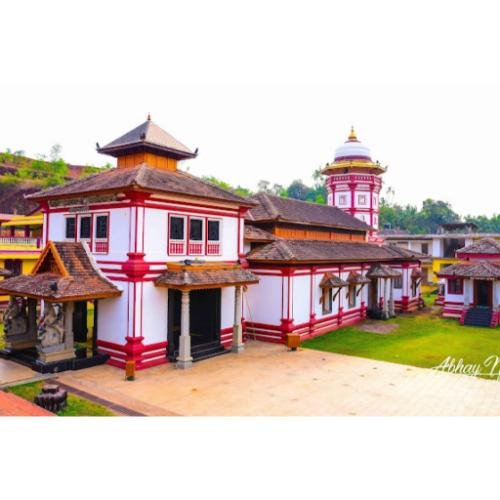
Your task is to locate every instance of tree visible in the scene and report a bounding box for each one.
[286,179,313,201]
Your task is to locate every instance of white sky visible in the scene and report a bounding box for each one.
[1,1,499,218]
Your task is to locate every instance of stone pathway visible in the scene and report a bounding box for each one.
[0,358,48,388]
[55,340,500,416]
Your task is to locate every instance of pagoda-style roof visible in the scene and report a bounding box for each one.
[456,238,500,257]
[437,260,500,280]
[97,116,197,160]
[27,164,256,207]
[155,262,259,291]
[247,239,423,264]
[248,193,371,233]
[0,242,122,301]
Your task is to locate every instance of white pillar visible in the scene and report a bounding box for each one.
[382,278,389,319]
[389,278,395,317]
[232,286,244,353]
[177,290,193,369]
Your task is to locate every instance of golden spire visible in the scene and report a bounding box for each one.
[348,126,357,141]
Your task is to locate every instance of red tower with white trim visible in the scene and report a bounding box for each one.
[322,128,386,242]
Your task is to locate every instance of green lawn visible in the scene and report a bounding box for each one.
[6,381,115,416]
[302,312,500,380]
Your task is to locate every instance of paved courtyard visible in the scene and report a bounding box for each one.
[47,340,500,416]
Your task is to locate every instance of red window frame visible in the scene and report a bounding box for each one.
[206,218,222,256]
[93,211,110,254]
[168,214,187,256]
[188,216,204,256]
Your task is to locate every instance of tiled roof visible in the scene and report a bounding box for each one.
[247,193,371,232]
[97,118,196,159]
[26,164,255,206]
[456,238,500,255]
[437,260,500,279]
[247,239,423,264]
[366,264,401,278]
[155,265,259,290]
[244,225,277,242]
[347,271,371,284]
[0,242,121,301]
[319,273,349,288]
[0,268,12,277]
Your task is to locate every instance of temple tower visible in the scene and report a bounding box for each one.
[322,127,386,241]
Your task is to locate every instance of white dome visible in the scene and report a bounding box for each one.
[334,128,372,161]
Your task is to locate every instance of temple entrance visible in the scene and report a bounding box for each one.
[167,288,222,360]
[474,280,492,307]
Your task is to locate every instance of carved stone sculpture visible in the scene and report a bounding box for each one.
[37,302,65,348]
[4,297,28,338]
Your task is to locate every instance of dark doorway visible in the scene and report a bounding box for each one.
[73,301,88,343]
[168,288,222,360]
[475,280,493,307]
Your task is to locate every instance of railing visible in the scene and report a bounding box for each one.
[0,237,41,248]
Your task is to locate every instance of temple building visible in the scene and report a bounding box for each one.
[322,128,385,241]
[0,212,43,308]
[436,238,500,327]
[0,120,424,372]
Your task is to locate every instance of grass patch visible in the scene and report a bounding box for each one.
[6,381,115,416]
[302,313,500,380]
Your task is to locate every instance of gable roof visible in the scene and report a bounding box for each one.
[0,242,121,301]
[97,118,197,160]
[248,193,371,232]
[26,164,255,207]
[247,239,423,264]
[437,260,500,279]
[456,238,500,256]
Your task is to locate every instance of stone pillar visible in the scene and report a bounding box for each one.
[382,278,389,319]
[177,290,193,369]
[232,286,244,353]
[389,278,395,317]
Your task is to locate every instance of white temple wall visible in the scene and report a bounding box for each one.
[221,286,236,330]
[98,287,130,345]
[244,272,282,325]
[292,274,310,325]
[141,282,168,344]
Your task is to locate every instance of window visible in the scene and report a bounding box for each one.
[94,214,109,254]
[5,259,22,276]
[79,216,91,239]
[421,243,429,254]
[358,194,367,205]
[339,194,347,205]
[207,219,221,256]
[348,284,356,308]
[95,215,108,239]
[65,217,76,239]
[170,216,185,240]
[322,288,333,315]
[169,215,186,255]
[207,220,220,241]
[393,275,403,289]
[448,278,463,295]
[189,218,203,241]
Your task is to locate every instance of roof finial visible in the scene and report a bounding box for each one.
[348,126,357,141]
[147,112,151,121]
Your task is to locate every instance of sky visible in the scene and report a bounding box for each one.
[1,1,499,219]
